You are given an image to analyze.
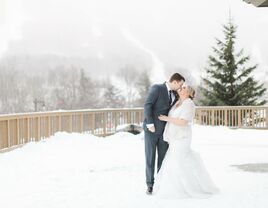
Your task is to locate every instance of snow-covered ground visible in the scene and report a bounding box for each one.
[0,125,268,208]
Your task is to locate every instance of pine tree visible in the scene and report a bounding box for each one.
[200,18,266,106]
[134,70,151,107]
[102,81,125,108]
[79,68,99,109]
[52,67,80,110]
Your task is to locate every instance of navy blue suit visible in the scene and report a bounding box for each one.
[143,83,178,187]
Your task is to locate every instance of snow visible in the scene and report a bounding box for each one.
[0,125,268,208]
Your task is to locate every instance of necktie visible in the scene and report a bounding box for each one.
[169,90,172,105]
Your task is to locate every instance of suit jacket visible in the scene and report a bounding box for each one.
[143,83,178,135]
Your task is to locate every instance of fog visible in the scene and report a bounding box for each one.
[1,0,267,81]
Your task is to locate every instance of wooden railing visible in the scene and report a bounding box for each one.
[195,106,268,129]
[0,108,144,151]
[0,106,267,152]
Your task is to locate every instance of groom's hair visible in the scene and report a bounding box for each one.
[169,73,185,82]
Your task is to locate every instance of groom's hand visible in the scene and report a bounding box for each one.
[158,115,168,121]
[148,126,155,133]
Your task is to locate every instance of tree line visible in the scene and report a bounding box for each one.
[0,18,267,114]
[0,65,151,114]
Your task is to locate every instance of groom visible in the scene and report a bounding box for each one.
[143,73,185,195]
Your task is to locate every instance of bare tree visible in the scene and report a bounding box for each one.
[0,64,32,113]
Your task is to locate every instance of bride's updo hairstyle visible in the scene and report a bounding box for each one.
[187,86,195,100]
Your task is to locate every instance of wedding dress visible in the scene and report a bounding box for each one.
[154,98,219,198]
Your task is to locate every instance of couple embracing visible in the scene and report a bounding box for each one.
[143,73,219,198]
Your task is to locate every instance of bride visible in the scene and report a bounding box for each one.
[154,83,219,198]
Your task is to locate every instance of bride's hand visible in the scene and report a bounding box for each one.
[158,115,169,122]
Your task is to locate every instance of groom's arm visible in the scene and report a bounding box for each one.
[158,102,195,126]
[144,85,159,128]
[158,116,189,126]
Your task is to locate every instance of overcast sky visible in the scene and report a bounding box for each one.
[1,0,268,82]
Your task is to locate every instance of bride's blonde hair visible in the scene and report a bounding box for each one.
[187,86,195,100]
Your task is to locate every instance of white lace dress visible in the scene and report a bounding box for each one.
[154,98,219,198]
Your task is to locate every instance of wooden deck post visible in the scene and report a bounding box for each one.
[7,120,10,147]
[238,109,241,128]
[37,117,41,141]
[265,107,268,129]
[16,119,20,145]
[80,114,83,133]
[103,112,107,135]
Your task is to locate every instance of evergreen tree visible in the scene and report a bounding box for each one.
[52,67,80,110]
[102,81,125,108]
[134,70,151,107]
[200,18,266,106]
[79,68,99,109]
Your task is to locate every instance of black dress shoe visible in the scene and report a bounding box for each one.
[146,186,153,195]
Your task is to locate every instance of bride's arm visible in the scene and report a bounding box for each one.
[158,115,189,126]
